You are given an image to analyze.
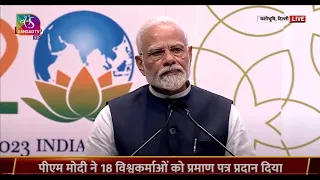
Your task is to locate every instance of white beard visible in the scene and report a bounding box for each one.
[145,63,190,91]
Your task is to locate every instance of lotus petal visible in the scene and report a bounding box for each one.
[68,67,100,117]
[87,83,132,121]
[21,98,79,123]
[56,70,71,87]
[36,81,79,118]
[98,71,112,88]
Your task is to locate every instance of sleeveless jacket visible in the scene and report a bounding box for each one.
[108,84,232,156]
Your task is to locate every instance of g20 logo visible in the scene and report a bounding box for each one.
[0,19,19,114]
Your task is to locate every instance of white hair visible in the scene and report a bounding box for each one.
[136,16,188,55]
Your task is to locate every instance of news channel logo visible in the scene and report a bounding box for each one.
[15,14,43,40]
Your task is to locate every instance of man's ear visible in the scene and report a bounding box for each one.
[188,46,193,63]
[135,55,145,76]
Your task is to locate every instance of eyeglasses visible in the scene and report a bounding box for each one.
[141,46,187,61]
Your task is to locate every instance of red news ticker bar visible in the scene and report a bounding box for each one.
[0,157,319,175]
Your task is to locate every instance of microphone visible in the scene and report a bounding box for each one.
[130,101,178,156]
[173,100,235,156]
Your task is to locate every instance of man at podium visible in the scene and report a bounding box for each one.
[84,16,256,156]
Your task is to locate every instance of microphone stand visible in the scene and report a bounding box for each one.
[185,109,235,156]
[130,109,175,156]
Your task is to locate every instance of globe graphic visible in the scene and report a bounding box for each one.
[34,11,135,84]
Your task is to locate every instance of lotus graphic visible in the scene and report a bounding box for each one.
[22,67,132,123]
